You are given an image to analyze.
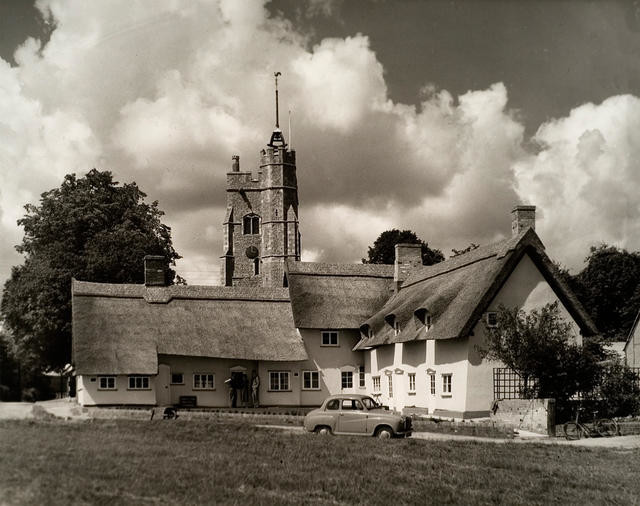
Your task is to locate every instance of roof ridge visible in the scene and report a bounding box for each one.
[400,252,498,289]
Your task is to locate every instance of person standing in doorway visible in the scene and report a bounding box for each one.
[251,370,260,408]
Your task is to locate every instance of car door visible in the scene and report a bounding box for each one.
[336,399,368,434]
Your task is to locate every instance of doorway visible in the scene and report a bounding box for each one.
[157,364,171,406]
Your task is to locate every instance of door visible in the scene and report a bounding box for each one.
[156,364,171,406]
[336,398,368,434]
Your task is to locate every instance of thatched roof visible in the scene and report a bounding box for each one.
[286,261,394,329]
[354,228,598,350]
[72,281,307,375]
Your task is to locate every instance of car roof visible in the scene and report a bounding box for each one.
[324,394,372,401]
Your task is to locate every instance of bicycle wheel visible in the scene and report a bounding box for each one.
[564,422,582,440]
[594,418,619,437]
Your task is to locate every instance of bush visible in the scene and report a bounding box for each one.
[598,362,640,418]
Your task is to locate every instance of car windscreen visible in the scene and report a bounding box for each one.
[361,397,381,410]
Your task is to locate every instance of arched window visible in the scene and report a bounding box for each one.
[253,258,260,275]
[243,214,260,235]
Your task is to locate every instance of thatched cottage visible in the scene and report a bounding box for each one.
[72,126,597,418]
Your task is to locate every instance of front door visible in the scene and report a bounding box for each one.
[336,398,368,434]
[156,364,171,406]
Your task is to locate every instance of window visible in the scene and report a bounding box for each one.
[408,373,416,393]
[302,371,320,390]
[359,366,365,388]
[128,376,150,390]
[193,373,215,390]
[254,258,260,275]
[388,376,393,398]
[341,371,353,389]
[321,331,339,346]
[326,399,339,410]
[98,376,116,390]
[430,374,436,395]
[341,399,364,410]
[486,312,498,328]
[393,320,400,336]
[269,371,290,391]
[373,376,381,392]
[171,373,184,385]
[442,374,452,396]
[243,214,260,235]
[426,315,432,330]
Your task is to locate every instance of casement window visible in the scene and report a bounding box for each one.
[321,330,339,347]
[302,371,320,390]
[415,308,432,331]
[408,373,416,393]
[486,312,498,328]
[171,373,184,385]
[193,373,215,390]
[359,366,365,388]
[269,371,290,391]
[128,376,150,390]
[425,315,432,330]
[442,374,452,396]
[98,376,116,390]
[373,376,381,392]
[388,376,393,398]
[430,374,436,395]
[243,214,260,235]
[341,371,353,389]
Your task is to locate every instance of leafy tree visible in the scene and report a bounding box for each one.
[1,169,180,378]
[363,229,444,266]
[598,360,640,417]
[565,245,640,341]
[478,302,605,402]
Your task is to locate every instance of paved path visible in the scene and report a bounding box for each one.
[256,424,640,449]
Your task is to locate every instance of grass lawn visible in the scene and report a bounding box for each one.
[1,418,639,505]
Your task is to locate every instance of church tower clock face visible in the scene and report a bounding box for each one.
[245,246,259,259]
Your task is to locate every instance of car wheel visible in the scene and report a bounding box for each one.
[376,427,392,439]
[315,426,332,436]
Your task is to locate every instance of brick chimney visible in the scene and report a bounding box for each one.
[394,243,422,292]
[144,255,167,286]
[511,205,536,237]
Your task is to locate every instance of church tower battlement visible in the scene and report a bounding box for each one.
[220,73,300,288]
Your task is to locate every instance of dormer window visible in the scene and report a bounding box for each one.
[243,214,260,235]
[414,308,432,331]
[384,314,399,336]
[360,324,373,339]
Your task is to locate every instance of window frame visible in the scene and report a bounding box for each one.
[408,373,416,394]
[442,373,452,397]
[127,376,150,390]
[430,373,436,395]
[98,376,116,391]
[341,371,353,390]
[193,373,215,390]
[243,214,260,235]
[388,375,393,398]
[268,371,291,392]
[302,370,320,391]
[358,365,366,388]
[372,376,381,392]
[486,312,498,328]
[320,330,339,347]
[170,373,184,385]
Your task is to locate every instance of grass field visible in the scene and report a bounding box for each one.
[1,418,639,505]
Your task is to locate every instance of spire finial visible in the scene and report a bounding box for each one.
[274,71,281,129]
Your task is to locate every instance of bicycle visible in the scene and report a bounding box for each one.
[563,407,619,440]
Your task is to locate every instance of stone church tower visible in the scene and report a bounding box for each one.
[220,74,300,287]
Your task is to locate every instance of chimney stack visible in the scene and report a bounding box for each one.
[231,155,240,172]
[144,255,167,286]
[394,243,422,292]
[511,205,536,236]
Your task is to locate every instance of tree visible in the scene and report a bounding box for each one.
[1,169,180,379]
[563,245,640,341]
[363,229,444,266]
[478,302,605,402]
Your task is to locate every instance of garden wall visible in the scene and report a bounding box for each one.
[490,399,555,436]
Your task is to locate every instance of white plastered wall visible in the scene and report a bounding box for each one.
[76,374,157,406]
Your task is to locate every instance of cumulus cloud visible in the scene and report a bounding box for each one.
[1,0,638,287]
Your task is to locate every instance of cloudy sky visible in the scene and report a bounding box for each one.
[1,0,640,285]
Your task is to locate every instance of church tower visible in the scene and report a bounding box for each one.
[220,73,300,288]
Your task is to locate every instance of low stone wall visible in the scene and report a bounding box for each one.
[411,418,515,439]
[490,399,555,436]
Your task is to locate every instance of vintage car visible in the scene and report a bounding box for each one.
[303,394,412,438]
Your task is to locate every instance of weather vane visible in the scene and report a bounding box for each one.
[274,71,282,129]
